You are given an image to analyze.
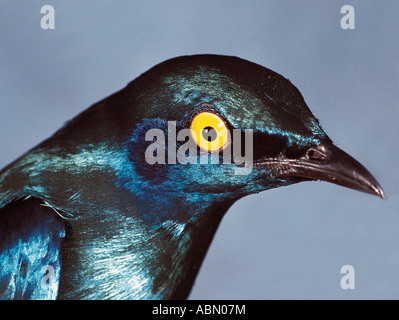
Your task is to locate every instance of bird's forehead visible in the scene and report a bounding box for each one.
[161,65,326,142]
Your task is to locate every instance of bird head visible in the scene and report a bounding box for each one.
[3,54,383,299]
[122,55,383,221]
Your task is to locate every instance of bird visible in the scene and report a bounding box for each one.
[0,54,384,300]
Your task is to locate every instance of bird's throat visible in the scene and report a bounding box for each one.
[57,199,234,300]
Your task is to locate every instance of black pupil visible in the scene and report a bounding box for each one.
[202,126,217,142]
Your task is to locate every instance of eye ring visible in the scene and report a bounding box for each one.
[190,112,229,152]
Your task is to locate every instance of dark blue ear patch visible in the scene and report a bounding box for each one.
[0,197,65,300]
[127,118,192,184]
[128,118,171,183]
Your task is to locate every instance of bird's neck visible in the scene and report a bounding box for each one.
[58,196,236,300]
[1,141,243,299]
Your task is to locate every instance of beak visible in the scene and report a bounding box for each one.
[255,142,385,199]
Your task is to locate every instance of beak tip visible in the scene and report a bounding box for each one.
[368,182,385,199]
[375,186,385,200]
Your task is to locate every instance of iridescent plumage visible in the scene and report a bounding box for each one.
[0,55,383,299]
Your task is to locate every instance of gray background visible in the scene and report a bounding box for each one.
[1,1,398,299]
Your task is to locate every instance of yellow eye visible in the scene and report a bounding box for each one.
[190,112,229,151]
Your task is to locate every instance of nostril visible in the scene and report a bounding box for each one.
[307,148,327,161]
